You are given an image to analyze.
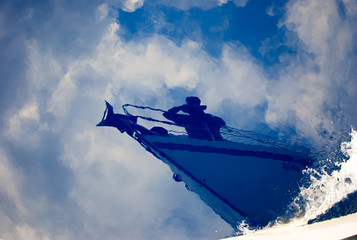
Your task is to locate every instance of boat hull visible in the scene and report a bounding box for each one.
[138,134,308,227]
[96,102,310,228]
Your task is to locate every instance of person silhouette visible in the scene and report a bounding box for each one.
[163,97,225,141]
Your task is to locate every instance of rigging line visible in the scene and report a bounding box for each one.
[122,103,198,129]
[136,114,234,134]
[136,115,184,126]
[121,103,280,143]
[112,104,301,149]
[122,103,220,131]
[122,103,176,125]
[122,104,166,115]
[124,105,251,138]
[137,116,272,144]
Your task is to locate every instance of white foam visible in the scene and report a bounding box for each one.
[232,129,357,238]
[287,128,357,226]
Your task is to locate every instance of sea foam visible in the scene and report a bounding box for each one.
[236,129,357,235]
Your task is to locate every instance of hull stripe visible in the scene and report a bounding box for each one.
[153,141,306,164]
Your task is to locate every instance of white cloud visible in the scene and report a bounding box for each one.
[203,45,267,108]
[0,2,233,239]
[232,0,249,7]
[0,149,25,217]
[5,101,49,149]
[1,0,356,239]
[95,3,109,20]
[265,5,276,17]
[267,0,357,141]
[116,0,144,12]
[156,0,249,10]
[0,148,50,240]
[110,0,250,11]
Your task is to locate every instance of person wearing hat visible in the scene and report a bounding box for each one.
[163,96,225,141]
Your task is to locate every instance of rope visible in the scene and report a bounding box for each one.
[122,103,224,142]
[122,104,186,127]
[123,103,220,133]
[222,126,281,145]
[122,104,166,115]
[120,103,291,148]
[122,104,260,139]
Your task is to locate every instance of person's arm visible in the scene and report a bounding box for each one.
[163,106,187,124]
[167,106,182,114]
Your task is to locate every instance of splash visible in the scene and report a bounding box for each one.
[283,128,357,226]
[235,128,357,236]
[235,220,257,236]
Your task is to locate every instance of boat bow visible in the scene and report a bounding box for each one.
[97,101,311,227]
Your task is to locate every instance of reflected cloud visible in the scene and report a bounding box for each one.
[0,0,356,239]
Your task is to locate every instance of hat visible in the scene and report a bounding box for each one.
[182,96,207,114]
[186,96,201,106]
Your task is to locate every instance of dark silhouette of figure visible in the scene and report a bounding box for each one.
[204,113,226,141]
[100,101,152,136]
[163,97,225,141]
